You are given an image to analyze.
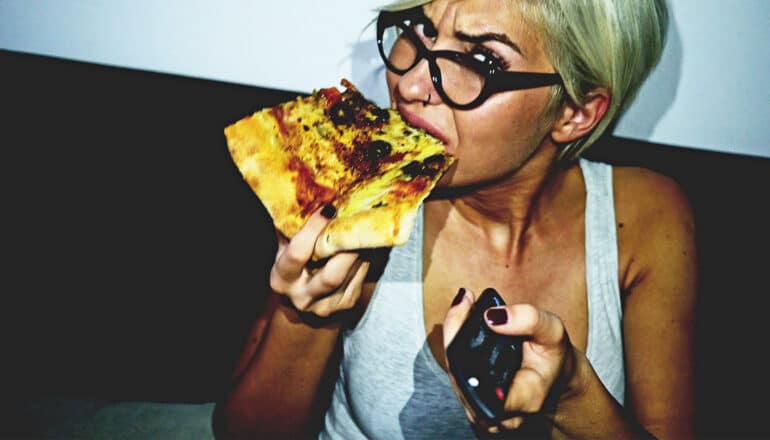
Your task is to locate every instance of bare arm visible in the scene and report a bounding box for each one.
[554,170,697,439]
[617,170,697,439]
[215,207,370,438]
[215,293,345,438]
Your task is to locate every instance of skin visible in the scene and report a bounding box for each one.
[216,0,696,438]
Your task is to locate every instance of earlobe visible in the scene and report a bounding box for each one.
[551,90,610,144]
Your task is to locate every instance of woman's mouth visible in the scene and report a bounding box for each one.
[397,104,451,147]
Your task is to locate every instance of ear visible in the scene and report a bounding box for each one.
[550,89,610,144]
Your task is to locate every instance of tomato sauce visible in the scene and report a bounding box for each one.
[269,106,290,138]
[288,157,337,216]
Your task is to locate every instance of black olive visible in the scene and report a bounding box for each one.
[402,161,424,178]
[368,140,392,160]
[423,154,446,170]
[329,103,354,125]
[344,93,366,109]
[368,107,390,125]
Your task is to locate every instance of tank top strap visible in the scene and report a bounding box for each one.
[579,158,625,404]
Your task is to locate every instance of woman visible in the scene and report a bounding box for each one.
[216,0,695,438]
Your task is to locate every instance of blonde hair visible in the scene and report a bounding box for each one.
[378,0,669,162]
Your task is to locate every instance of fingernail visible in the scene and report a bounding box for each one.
[485,307,508,325]
[451,288,466,306]
[321,204,336,219]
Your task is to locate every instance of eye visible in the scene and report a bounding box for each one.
[470,46,509,71]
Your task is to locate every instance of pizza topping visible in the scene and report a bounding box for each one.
[349,148,375,174]
[395,176,429,196]
[380,151,407,166]
[408,177,429,194]
[363,107,390,126]
[328,87,390,129]
[269,106,290,138]
[349,141,385,175]
[288,157,337,216]
[402,161,423,178]
[330,102,355,126]
[401,154,448,179]
[423,154,448,173]
[319,87,342,108]
[345,139,408,176]
[368,140,392,160]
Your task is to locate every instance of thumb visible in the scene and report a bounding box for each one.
[484,304,566,347]
[443,287,475,350]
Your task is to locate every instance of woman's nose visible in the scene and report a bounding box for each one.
[394,58,441,106]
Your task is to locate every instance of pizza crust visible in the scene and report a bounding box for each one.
[314,203,418,259]
[225,112,307,237]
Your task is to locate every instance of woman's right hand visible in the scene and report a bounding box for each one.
[269,205,371,318]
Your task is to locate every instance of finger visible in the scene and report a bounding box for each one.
[283,252,357,311]
[304,251,359,296]
[476,419,496,435]
[442,287,475,349]
[498,416,525,432]
[463,407,476,425]
[335,259,370,310]
[274,204,336,281]
[307,259,370,317]
[484,304,565,346]
[504,367,549,414]
[274,229,289,257]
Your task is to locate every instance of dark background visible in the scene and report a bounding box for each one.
[2,49,769,438]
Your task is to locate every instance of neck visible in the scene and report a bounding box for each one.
[428,144,568,259]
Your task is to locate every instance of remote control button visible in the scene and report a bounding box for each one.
[495,387,505,401]
[467,377,480,388]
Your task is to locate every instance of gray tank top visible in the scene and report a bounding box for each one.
[320,159,624,439]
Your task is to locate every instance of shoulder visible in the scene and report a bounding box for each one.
[612,165,694,224]
[610,165,697,292]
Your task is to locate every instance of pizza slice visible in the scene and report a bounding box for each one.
[224,79,454,259]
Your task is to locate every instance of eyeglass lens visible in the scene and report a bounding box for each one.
[380,23,486,106]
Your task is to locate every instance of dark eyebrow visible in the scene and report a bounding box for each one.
[456,31,526,58]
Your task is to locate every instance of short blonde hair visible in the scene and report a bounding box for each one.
[379,0,669,161]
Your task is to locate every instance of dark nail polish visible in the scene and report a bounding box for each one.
[486,308,508,325]
[451,288,466,306]
[321,204,336,219]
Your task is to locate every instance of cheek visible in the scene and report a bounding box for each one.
[452,93,551,176]
[386,71,400,107]
[469,90,551,146]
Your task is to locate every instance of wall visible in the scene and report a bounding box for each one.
[1,0,768,157]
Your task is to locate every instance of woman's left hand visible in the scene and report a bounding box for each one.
[443,287,584,435]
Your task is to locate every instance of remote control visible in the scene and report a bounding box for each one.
[446,288,525,422]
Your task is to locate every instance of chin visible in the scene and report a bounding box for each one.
[431,172,481,196]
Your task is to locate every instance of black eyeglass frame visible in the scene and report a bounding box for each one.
[376,8,563,110]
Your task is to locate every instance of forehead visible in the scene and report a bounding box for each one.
[424,0,543,56]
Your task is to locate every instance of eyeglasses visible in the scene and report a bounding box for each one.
[377,7,563,110]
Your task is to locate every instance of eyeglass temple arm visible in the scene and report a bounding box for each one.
[488,71,563,91]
